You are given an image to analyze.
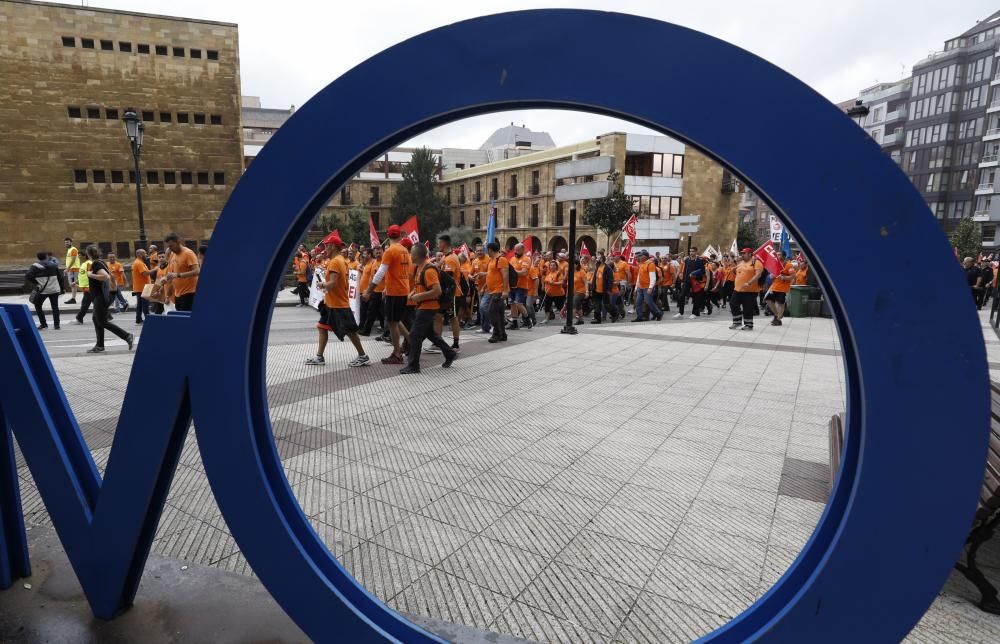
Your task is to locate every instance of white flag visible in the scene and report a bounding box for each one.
[730,239,738,255]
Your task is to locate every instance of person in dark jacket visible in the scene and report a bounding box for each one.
[26,251,63,330]
[589,254,614,324]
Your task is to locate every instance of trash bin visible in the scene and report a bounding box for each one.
[805,299,823,317]
[788,285,810,318]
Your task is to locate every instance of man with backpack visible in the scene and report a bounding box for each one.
[401,243,457,374]
[485,241,511,343]
[426,234,462,355]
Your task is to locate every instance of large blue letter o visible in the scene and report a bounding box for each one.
[188,10,989,642]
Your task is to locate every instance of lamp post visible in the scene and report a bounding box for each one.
[122,108,147,249]
[846,99,870,128]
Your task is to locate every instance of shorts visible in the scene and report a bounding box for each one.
[439,295,456,321]
[67,271,79,285]
[317,305,359,341]
[573,293,587,310]
[384,295,408,322]
[764,291,787,304]
[512,287,528,304]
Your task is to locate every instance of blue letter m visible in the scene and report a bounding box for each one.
[0,304,193,618]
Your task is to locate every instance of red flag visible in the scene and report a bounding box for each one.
[622,214,638,242]
[504,247,516,259]
[622,241,637,266]
[524,237,533,255]
[369,217,380,248]
[611,239,621,256]
[424,240,430,251]
[579,245,591,258]
[348,242,357,251]
[753,241,784,276]
[401,216,420,244]
[321,229,341,245]
[457,243,470,256]
[795,251,806,264]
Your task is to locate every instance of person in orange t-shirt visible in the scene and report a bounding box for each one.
[731,248,763,331]
[508,243,532,330]
[525,255,540,327]
[306,232,369,368]
[572,260,588,325]
[764,250,794,326]
[435,234,464,353]
[590,254,614,323]
[106,253,130,314]
[362,225,411,364]
[130,248,153,324]
[402,243,457,373]
[162,233,199,312]
[484,241,510,343]
[793,261,809,286]
[293,251,310,307]
[360,246,384,336]
[458,253,474,328]
[542,260,565,323]
[632,251,663,322]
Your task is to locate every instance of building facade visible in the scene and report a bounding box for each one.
[0,0,243,263]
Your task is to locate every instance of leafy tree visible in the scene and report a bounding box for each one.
[437,225,476,248]
[391,147,450,241]
[951,217,982,261]
[737,218,761,251]
[582,172,634,248]
[340,205,370,246]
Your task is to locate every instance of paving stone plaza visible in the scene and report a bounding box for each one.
[9,299,1000,643]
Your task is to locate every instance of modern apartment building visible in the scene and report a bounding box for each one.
[858,78,912,164]
[0,0,244,263]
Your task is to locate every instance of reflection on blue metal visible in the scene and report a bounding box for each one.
[0,9,990,643]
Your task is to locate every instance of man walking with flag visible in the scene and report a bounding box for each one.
[730,247,763,330]
[763,250,793,325]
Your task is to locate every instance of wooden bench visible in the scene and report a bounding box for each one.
[828,389,1000,614]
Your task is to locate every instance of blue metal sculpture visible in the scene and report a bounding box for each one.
[0,9,989,643]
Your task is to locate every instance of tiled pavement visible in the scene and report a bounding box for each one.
[11,303,1000,643]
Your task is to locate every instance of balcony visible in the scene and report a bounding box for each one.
[507,187,518,198]
[988,99,1000,114]
[883,107,908,124]
[489,190,498,200]
[973,210,992,222]
[993,72,1000,85]
[985,127,1000,142]
[368,197,380,206]
[977,182,997,195]
[530,184,541,196]
[473,193,482,202]
[340,196,353,206]
[881,130,904,146]
[981,154,1000,168]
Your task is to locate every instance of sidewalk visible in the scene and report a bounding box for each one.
[0,287,304,317]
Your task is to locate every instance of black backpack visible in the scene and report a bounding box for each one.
[420,264,456,307]
[506,257,519,288]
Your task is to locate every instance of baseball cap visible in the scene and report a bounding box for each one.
[325,231,344,248]
[387,224,402,238]
[741,247,753,254]
[400,237,413,249]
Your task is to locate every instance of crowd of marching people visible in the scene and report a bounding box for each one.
[298,225,814,373]
[24,234,202,353]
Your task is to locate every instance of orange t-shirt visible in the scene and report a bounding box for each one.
[637,260,654,289]
[108,261,126,286]
[323,255,351,309]
[359,261,373,292]
[734,259,762,293]
[544,270,565,296]
[131,258,150,293]
[594,265,606,294]
[371,259,385,293]
[167,247,199,297]
[794,267,809,285]
[460,261,472,287]
[573,268,587,294]
[512,254,531,290]
[471,258,488,290]
[613,261,628,283]
[381,244,411,297]
[148,251,159,267]
[411,263,441,310]
[527,266,540,297]
[486,256,509,294]
[443,253,463,296]
[724,265,736,282]
[771,260,794,294]
[294,255,309,283]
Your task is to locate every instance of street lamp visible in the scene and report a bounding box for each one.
[846,99,870,127]
[122,108,147,249]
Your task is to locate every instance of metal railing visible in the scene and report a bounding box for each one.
[987,128,1000,137]
[983,155,1000,164]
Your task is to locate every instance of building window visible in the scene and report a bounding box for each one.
[181,171,193,185]
[146,170,159,184]
[100,40,113,51]
[73,169,87,183]
[456,163,465,170]
[128,170,136,184]
[142,110,154,122]
[105,108,119,120]
[474,210,481,228]
[207,50,219,60]
[86,106,100,119]
[197,171,209,185]
[446,187,452,204]
[491,177,498,200]
[213,171,225,185]
[176,112,189,124]
[190,48,202,59]
[340,187,352,205]
[119,42,132,53]
[159,112,171,123]
[509,205,518,227]
[983,225,997,243]
[61,36,75,47]
[531,170,540,195]
[459,211,466,226]
[92,170,106,184]
[555,202,564,227]
[163,171,176,185]
[111,170,124,184]
[530,203,539,227]
[67,106,82,118]
[369,186,380,205]
[669,196,681,217]
[81,38,95,49]
[509,174,518,197]
[155,45,168,56]
[459,185,466,204]
[210,114,222,125]
[173,47,185,57]
[116,241,131,259]
[194,113,206,125]
[137,43,150,54]
[474,181,481,202]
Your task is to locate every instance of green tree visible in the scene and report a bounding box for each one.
[391,147,450,241]
[737,218,761,251]
[951,217,982,261]
[582,172,634,248]
[341,205,370,247]
[437,225,475,248]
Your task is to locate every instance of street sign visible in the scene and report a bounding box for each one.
[554,155,615,179]
[554,180,612,202]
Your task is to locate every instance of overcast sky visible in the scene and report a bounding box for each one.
[89,0,996,148]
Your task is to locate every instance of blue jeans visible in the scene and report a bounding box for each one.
[479,292,492,332]
[134,293,149,322]
[636,288,662,319]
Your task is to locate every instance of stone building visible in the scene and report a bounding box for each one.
[0,0,243,263]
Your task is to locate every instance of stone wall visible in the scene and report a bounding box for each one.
[0,0,243,263]
[680,148,740,253]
